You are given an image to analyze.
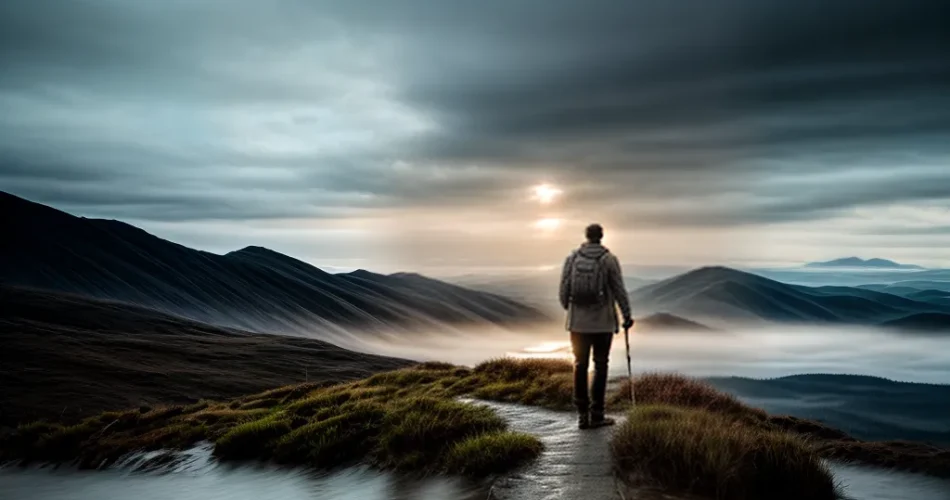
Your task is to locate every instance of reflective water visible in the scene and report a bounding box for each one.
[0,444,487,500]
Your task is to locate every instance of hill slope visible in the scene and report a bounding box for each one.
[0,192,547,336]
[629,266,944,326]
[632,313,717,333]
[0,285,413,426]
[879,313,950,332]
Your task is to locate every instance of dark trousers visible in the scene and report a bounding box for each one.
[570,332,613,416]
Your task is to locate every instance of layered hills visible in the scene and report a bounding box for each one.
[629,266,948,329]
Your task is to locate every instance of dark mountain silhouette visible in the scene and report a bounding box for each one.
[857,284,950,305]
[629,266,944,326]
[879,313,950,332]
[0,192,547,337]
[633,312,717,333]
[0,284,413,426]
[707,373,950,445]
[805,257,924,270]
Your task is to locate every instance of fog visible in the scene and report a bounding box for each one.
[349,324,950,385]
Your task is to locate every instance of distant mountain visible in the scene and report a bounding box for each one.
[0,192,547,337]
[629,266,945,327]
[805,257,924,270]
[633,313,716,333]
[879,313,950,332]
[752,268,950,288]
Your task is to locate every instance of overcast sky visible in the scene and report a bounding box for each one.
[2,0,949,272]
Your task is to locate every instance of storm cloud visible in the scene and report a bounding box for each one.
[1,0,948,268]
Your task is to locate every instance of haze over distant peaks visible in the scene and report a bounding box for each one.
[629,266,946,329]
[805,257,925,270]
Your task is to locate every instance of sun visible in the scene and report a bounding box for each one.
[531,183,562,204]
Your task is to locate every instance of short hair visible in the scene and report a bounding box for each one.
[585,223,603,242]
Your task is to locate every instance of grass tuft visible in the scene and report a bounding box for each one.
[378,397,507,469]
[444,431,543,476]
[274,401,386,466]
[611,405,838,500]
[610,373,766,420]
[475,357,573,380]
[214,414,292,459]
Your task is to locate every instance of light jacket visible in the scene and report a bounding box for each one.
[559,242,632,333]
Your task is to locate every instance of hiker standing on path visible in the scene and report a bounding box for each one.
[559,223,634,429]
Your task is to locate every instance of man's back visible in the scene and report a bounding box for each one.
[559,240,632,334]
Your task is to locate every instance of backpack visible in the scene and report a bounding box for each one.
[569,250,609,306]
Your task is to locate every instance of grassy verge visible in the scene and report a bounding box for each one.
[2,357,947,485]
[0,360,557,477]
[611,405,838,500]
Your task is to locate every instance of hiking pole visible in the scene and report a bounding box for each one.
[624,325,635,406]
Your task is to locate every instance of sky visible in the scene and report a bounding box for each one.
[2,0,949,273]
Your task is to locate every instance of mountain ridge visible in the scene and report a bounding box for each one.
[0,191,548,338]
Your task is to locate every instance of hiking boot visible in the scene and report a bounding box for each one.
[589,415,616,429]
[578,413,591,429]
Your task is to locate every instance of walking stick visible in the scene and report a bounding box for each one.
[624,325,635,406]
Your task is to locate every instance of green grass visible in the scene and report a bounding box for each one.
[611,405,839,500]
[3,361,550,476]
[214,414,292,459]
[445,431,544,476]
[377,397,507,469]
[273,401,386,466]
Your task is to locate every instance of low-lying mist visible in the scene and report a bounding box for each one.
[344,323,950,385]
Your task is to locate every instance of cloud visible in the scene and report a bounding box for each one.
[0,0,948,250]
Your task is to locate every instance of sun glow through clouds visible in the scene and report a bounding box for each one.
[531,183,562,204]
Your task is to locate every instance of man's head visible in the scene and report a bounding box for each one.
[585,223,604,244]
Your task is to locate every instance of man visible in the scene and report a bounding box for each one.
[559,223,634,429]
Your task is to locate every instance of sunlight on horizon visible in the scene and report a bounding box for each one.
[533,218,561,231]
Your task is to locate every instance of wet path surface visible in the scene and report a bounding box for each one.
[466,399,628,500]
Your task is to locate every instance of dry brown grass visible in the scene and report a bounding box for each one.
[610,373,767,420]
[612,405,839,500]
